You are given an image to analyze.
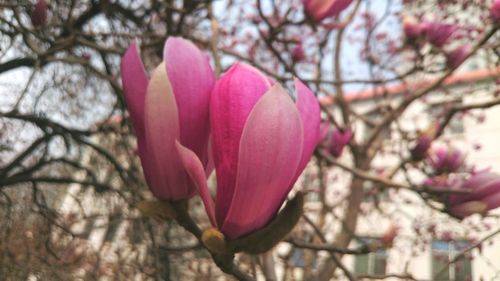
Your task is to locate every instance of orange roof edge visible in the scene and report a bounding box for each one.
[320,66,500,106]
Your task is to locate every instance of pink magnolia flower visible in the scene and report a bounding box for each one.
[176,63,321,239]
[410,122,439,161]
[447,172,500,219]
[403,17,425,40]
[446,44,471,69]
[302,0,354,22]
[429,146,465,175]
[410,135,432,161]
[491,0,500,22]
[322,126,353,158]
[120,37,215,200]
[423,21,457,48]
[31,0,48,27]
[292,43,305,62]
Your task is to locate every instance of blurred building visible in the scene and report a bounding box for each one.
[317,66,500,281]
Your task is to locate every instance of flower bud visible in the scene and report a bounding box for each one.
[429,146,465,175]
[446,45,471,69]
[403,17,424,40]
[491,0,500,22]
[410,122,439,161]
[302,0,354,22]
[31,0,48,27]
[446,172,500,219]
[326,128,353,158]
[292,43,305,62]
[424,21,457,48]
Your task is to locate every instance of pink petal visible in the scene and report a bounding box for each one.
[144,63,192,199]
[469,176,500,204]
[451,172,500,204]
[483,191,500,211]
[425,22,457,48]
[164,37,215,166]
[320,122,331,141]
[294,78,321,179]
[322,0,354,19]
[120,41,149,154]
[446,45,471,69]
[492,0,500,22]
[31,0,48,26]
[220,83,304,239]
[175,141,217,227]
[210,63,272,226]
[303,0,354,22]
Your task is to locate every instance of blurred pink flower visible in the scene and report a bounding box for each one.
[302,0,354,22]
[120,37,215,200]
[31,0,48,27]
[422,21,457,48]
[491,0,500,22]
[447,172,500,219]
[176,63,321,239]
[403,17,425,40]
[292,43,305,62]
[446,44,471,69]
[322,125,353,158]
[410,122,440,161]
[429,146,465,175]
[410,135,432,161]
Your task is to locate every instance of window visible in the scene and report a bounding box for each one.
[432,240,472,281]
[354,239,387,276]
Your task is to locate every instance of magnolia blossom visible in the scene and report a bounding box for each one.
[429,146,465,175]
[302,0,354,22]
[120,37,215,200]
[292,43,305,62]
[446,44,471,69]
[447,172,500,219]
[492,0,500,22]
[176,63,321,239]
[322,125,353,158]
[423,21,457,48]
[410,122,439,161]
[403,17,426,40]
[31,0,48,26]
[410,135,432,161]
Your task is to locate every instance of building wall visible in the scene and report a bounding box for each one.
[329,77,500,280]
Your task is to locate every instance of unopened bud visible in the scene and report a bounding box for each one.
[31,0,48,27]
[292,43,305,62]
[446,45,470,69]
[491,0,500,22]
